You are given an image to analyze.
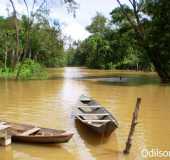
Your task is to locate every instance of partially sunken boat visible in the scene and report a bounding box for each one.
[0,121,73,144]
[74,95,119,135]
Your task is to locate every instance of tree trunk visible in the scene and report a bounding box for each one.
[9,0,20,69]
[4,48,7,71]
[146,47,170,83]
[11,49,15,70]
[151,57,170,83]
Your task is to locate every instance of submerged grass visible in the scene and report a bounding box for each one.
[0,68,16,79]
[0,59,48,80]
[16,59,48,80]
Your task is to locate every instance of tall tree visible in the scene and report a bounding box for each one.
[116,0,170,82]
[86,12,107,34]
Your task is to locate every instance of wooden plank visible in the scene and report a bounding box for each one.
[78,106,101,113]
[78,105,101,108]
[77,113,109,116]
[81,119,111,123]
[19,127,40,136]
[80,98,91,101]
[78,107,93,113]
[0,125,10,130]
[80,95,91,101]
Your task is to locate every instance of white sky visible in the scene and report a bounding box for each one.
[0,0,129,41]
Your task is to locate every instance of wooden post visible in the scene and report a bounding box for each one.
[0,124,11,146]
[123,97,141,154]
[0,130,11,146]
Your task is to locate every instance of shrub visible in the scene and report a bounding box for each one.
[16,59,48,80]
[0,67,15,78]
[105,62,114,70]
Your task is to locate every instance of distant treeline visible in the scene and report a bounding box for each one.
[67,1,170,83]
[67,12,152,71]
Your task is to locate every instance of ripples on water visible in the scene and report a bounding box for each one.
[0,67,170,160]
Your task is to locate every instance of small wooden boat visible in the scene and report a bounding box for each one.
[0,121,73,143]
[74,95,118,135]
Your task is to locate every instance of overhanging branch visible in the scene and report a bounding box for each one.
[116,0,144,40]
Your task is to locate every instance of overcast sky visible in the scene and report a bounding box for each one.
[0,0,129,41]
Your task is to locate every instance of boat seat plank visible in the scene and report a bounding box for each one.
[78,106,101,113]
[81,119,111,123]
[0,125,10,130]
[77,113,109,116]
[20,127,40,136]
[79,115,98,120]
[78,107,93,113]
[80,95,91,102]
[80,99,91,102]
[78,105,101,108]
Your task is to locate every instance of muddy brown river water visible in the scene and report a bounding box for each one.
[0,67,170,160]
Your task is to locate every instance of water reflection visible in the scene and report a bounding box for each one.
[0,67,170,160]
[75,120,116,146]
[0,146,13,160]
[13,143,76,160]
[60,67,95,160]
[0,144,76,160]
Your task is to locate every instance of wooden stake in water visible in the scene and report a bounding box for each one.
[0,124,11,146]
[123,97,141,154]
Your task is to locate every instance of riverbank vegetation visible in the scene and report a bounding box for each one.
[0,0,68,80]
[67,0,170,83]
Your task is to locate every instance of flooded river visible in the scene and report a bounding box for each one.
[0,67,170,160]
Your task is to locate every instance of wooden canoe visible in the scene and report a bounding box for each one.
[0,121,73,143]
[74,95,119,135]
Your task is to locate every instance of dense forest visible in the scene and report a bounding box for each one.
[0,0,70,79]
[67,12,152,71]
[67,0,170,83]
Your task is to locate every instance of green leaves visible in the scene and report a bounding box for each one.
[16,59,48,80]
[86,12,107,34]
[110,5,134,27]
[71,8,153,71]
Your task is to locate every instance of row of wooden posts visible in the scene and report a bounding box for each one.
[0,97,141,155]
